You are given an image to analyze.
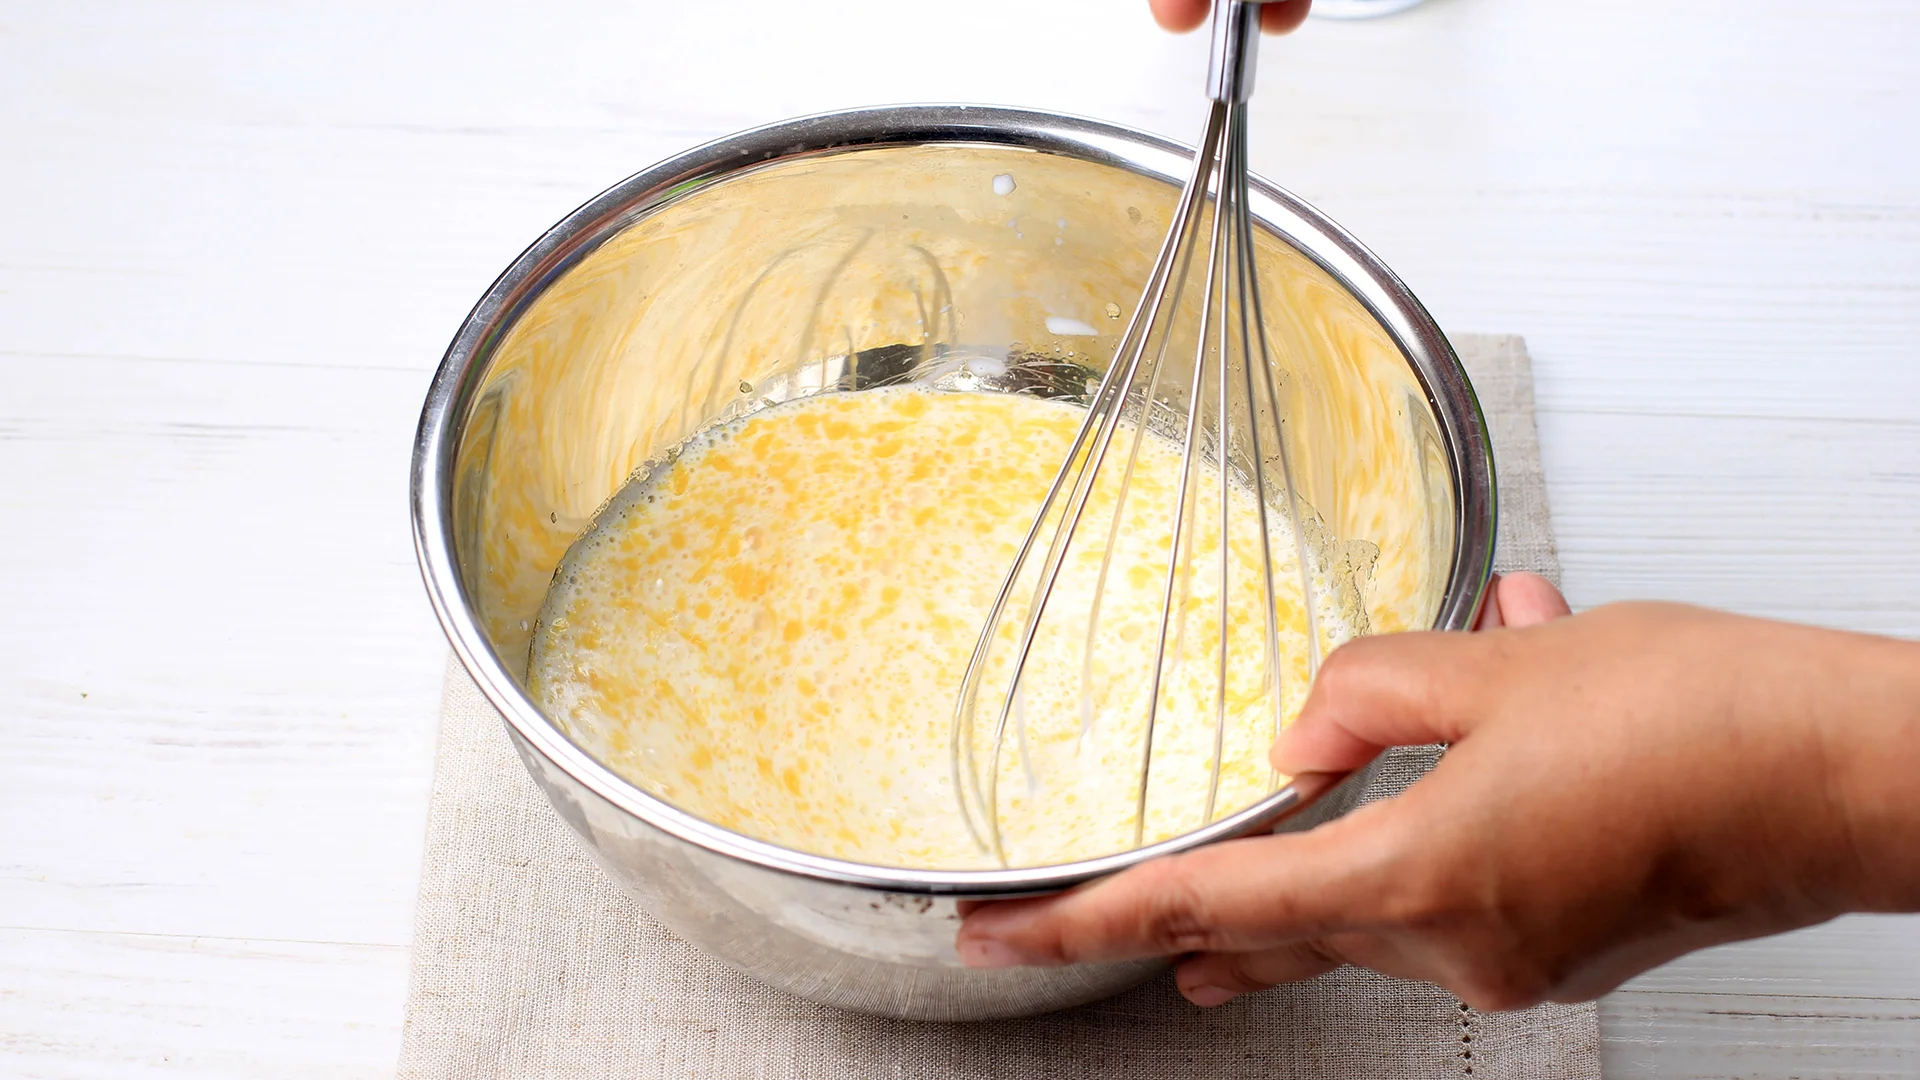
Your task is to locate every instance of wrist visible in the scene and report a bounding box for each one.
[1815,631,1920,914]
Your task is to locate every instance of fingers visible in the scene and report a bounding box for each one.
[1260,0,1313,34]
[1474,575,1504,631]
[1477,572,1572,630]
[1271,573,1571,775]
[1175,940,1342,1006]
[1268,630,1492,776]
[1149,0,1313,34]
[957,807,1395,967]
[1149,0,1211,31]
[1494,571,1572,628]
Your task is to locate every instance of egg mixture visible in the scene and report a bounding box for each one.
[527,387,1348,869]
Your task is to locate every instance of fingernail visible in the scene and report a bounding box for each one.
[1183,983,1236,1008]
[956,937,1038,969]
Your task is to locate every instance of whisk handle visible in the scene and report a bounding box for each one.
[1206,0,1268,104]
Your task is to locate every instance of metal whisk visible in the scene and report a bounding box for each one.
[950,0,1324,866]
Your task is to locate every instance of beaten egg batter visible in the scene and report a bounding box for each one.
[527,387,1348,869]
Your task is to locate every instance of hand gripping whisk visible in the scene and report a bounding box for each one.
[950,0,1326,866]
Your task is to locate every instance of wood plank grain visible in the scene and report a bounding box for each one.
[1541,411,1920,635]
[0,356,446,944]
[1622,917,1920,1000]
[1602,992,1920,1080]
[0,927,404,1079]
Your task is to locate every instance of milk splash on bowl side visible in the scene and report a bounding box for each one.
[526,387,1350,870]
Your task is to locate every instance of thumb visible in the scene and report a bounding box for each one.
[957,805,1400,967]
[1270,629,1493,776]
[1477,572,1574,631]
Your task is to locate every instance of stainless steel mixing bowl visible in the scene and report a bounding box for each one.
[411,105,1496,1021]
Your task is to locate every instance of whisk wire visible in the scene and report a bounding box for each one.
[1205,101,1248,828]
[1221,112,1291,796]
[1077,154,1219,745]
[1235,140,1325,681]
[1137,101,1236,846]
[953,0,1321,866]
[950,103,1232,862]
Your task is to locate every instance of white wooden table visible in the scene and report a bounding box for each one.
[3,1,1916,1075]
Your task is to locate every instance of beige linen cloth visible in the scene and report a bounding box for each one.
[399,334,1598,1079]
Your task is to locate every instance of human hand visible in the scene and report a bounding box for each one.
[1150,0,1313,35]
[957,574,1920,1009]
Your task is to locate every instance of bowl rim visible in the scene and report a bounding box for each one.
[410,103,1497,897]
